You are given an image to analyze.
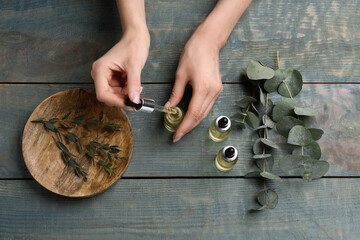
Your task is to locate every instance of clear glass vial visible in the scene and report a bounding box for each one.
[215,146,238,172]
[164,107,184,132]
[209,116,232,142]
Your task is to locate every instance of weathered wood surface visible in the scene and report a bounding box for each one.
[0,0,359,83]
[22,89,133,197]
[1,83,359,178]
[1,179,359,239]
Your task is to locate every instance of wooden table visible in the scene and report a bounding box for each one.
[1,0,359,239]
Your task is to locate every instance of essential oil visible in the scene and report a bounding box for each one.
[215,146,238,172]
[209,116,232,142]
[164,107,184,132]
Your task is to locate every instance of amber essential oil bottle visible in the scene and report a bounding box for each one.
[209,116,232,142]
[215,146,238,172]
[164,107,184,132]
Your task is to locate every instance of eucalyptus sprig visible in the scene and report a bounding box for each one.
[232,52,329,210]
[31,112,126,180]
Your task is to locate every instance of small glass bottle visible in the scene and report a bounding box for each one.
[209,116,232,142]
[215,146,238,172]
[164,107,184,132]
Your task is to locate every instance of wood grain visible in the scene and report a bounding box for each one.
[1,178,359,239]
[0,0,359,83]
[22,88,133,197]
[1,84,359,178]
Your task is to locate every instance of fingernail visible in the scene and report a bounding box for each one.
[140,86,144,93]
[173,133,183,143]
[164,101,171,108]
[131,92,140,104]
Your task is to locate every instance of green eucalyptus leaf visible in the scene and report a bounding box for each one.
[99,149,107,157]
[250,103,259,116]
[278,69,303,98]
[288,125,313,146]
[263,115,275,129]
[292,142,322,159]
[231,112,247,121]
[98,160,105,166]
[257,189,278,209]
[253,138,264,155]
[294,107,318,116]
[279,155,329,179]
[259,87,265,106]
[49,118,59,123]
[308,128,324,141]
[76,140,83,152]
[246,60,275,80]
[260,171,282,181]
[256,156,274,172]
[272,98,296,122]
[276,116,305,138]
[255,125,267,131]
[253,154,272,159]
[264,69,287,92]
[86,150,94,158]
[245,111,260,129]
[260,138,279,149]
[236,121,246,129]
[245,171,261,177]
[302,170,312,182]
[236,96,257,108]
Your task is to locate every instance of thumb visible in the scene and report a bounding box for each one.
[165,75,187,108]
[127,69,141,104]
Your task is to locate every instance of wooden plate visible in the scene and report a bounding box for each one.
[22,88,133,197]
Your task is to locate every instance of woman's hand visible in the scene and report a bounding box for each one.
[91,29,150,109]
[165,34,223,142]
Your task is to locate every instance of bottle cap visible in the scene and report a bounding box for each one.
[125,97,155,113]
[215,116,231,132]
[221,146,238,162]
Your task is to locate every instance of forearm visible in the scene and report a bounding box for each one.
[194,0,252,49]
[116,0,149,35]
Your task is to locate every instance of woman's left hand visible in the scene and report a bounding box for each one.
[165,33,223,142]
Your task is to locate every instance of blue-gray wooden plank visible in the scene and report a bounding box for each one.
[0,0,359,83]
[1,83,359,178]
[0,178,359,239]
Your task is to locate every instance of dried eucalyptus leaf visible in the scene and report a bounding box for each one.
[257,189,278,209]
[256,156,274,172]
[99,149,107,157]
[61,111,72,120]
[245,111,260,129]
[276,116,305,138]
[245,171,261,177]
[31,118,44,122]
[260,171,282,181]
[253,138,264,155]
[260,138,279,149]
[259,87,265,106]
[57,141,76,157]
[272,98,296,122]
[288,125,313,146]
[236,96,257,108]
[292,142,321,159]
[247,60,275,80]
[73,115,85,124]
[66,132,77,142]
[308,128,324,141]
[263,115,275,129]
[264,69,287,92]
[253,154,272,159]
[278,69,303,98]
[294,107,318,116]
[86,150,94,158]
[45,122,55,131]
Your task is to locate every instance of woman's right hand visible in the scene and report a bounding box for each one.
[91,28,150,110]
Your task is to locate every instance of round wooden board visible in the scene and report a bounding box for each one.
[22,88,133,197]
